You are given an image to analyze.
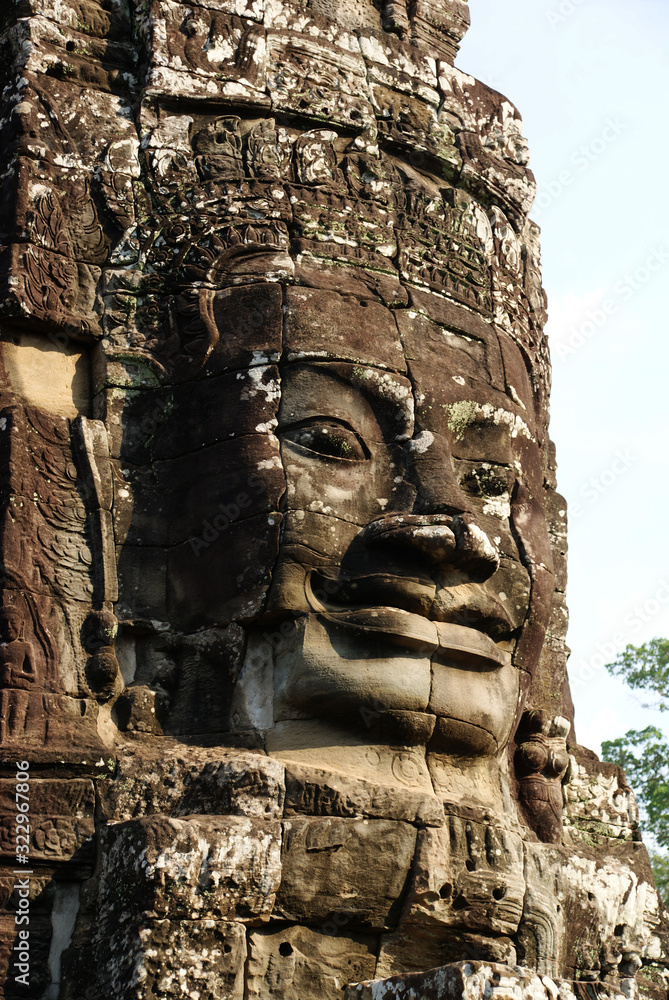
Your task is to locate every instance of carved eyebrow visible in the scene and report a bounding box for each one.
[330,366,416,442]
[444,401,536,443]
[349,366,415,408]
[301,365,415,435]
[288,359,408,393]
[278,415,362,436]
[280,362,414,429]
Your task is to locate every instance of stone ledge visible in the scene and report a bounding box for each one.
[343,962,629,1000]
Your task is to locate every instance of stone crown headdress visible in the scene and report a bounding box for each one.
[0,0,547,397]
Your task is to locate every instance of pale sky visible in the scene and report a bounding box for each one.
[457,0,669,754]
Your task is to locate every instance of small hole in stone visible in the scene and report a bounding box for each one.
[350,109,361,119]
[439,882,452,899]
[492,886,506,901]
[359,299,368,307]
[223,944,232,954]
[614,925,625,937]
[588,892,595,901]
[279,942,293,957]
[465,859,475,872]
[453,894,468,911]
[66,40,75,51]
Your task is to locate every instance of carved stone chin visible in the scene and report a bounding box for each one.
[0,0,666,997]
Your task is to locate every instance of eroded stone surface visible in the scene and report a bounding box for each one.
[344,961,603,1000]
[96,814,282,921]
[62,918,247,1000]
[101,744,286,821]
[276,816,417,930]
[247,925,377,999]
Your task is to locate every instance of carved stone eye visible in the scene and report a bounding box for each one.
[282,420,368,462]
[463,467,510,498]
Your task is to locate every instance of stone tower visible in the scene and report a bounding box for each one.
[0,0,666,997]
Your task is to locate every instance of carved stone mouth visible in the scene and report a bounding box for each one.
[305,573,512,671]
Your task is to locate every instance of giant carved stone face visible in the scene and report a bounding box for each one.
[5,4,667,998]
[267,340,550,760]
[144,266,555,796]
[96,104,558,799]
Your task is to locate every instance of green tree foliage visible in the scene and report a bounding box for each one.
[648,851,669,908]
[601,726,669,850]
[601,640,669,903]
[605,638,669,710]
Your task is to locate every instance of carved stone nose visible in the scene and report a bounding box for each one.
[451,514,500,576]
[364,514,456,565]
[364,513,499,575]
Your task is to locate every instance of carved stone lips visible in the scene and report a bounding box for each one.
[324,607,510,671]
[305,574,511,671]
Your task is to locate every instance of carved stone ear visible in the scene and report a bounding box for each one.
[71,417,118,605]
